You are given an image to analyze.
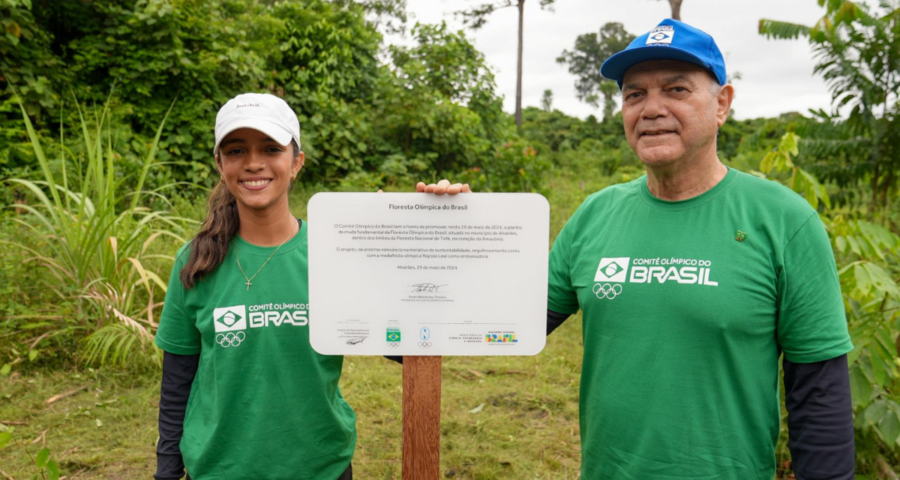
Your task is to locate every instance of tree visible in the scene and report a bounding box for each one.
[273,0,384,181]
[1,0,284,187]
[456,0,556,131]
[541,89,553,111]
[331,0,408,34]
[653,0,683,20]
[599,81,620,121]
[379,22,505,173]
[760,1,900,209]
[556,22,635,122]
[0,0,512,189]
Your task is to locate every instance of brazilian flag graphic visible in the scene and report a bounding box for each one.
[216,311,243,329]
[386,328,401,343]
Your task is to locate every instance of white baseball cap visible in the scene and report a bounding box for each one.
[213,93,301,154]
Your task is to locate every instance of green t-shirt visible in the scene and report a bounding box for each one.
[155,221,356,480]
[548,169,852,479]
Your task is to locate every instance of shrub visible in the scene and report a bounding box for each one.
[760,132,900,475]
[2,95,192,370]
[456,139,550,193]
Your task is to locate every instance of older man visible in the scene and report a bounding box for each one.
[423,18,854,480]
[550,19,855,479]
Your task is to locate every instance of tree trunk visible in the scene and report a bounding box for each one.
[603,91,615,123]
[516,0,525,131]
[670,0,682,20]
[872,159,880,210]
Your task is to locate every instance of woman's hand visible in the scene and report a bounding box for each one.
[415,179,471,195]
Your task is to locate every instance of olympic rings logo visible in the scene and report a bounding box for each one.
[387,343,401,349]
[593,283,622,300]
[216,331,245,348]
[417,342,432,349]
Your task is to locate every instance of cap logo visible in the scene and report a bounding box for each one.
[646,25,674,45]
[236,103,260,109]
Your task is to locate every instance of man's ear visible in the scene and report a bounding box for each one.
[716,85,735,127]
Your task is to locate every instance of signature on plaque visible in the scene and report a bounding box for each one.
[410,283,447,293]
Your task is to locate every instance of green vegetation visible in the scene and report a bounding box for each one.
[1,0,899,478]
[12,93,194,368]
[0,0,513,188]
[761,0,900,209]
[0,320,587,479]
[760,3,900,472]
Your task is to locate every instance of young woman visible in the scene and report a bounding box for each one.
[154,93,355,480]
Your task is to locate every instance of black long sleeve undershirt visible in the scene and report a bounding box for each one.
[546,308,570,336]
[783,354,855,478]
[546,309,854,479]
[155,351,199,480]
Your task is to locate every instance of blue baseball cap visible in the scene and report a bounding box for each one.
[600,19,726,88]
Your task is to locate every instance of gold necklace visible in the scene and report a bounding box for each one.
[236,224,297,291]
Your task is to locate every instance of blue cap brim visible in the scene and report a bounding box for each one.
[601,46,725,88]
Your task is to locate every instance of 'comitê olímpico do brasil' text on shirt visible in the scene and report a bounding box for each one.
[155,222,356,480]
[548,169,852,480]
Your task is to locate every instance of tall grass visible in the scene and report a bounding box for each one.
[2,93,194,368]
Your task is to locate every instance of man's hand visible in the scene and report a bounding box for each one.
[416,179,471,195]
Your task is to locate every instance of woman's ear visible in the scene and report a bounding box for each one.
[215,155,225,178]
[293,151,305,179]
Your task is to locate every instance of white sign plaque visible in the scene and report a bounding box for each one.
[307,193,549,356]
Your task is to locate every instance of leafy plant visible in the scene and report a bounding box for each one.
[760,1,900,209]
[2,93,191,368]
[456,139,550,193]
[31,446,60,480]
[759,131,900,474]
[757,131,831,210]
[1,1,515,190]
[0,428,61,480]
[377,22,507,175]
[1,0,283,190]
[0,0,61,117]
[342,0,409,34]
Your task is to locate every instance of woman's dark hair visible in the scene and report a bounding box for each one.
[180,140,300,289]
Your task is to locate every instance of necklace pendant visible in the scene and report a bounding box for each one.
[236,224,296,294]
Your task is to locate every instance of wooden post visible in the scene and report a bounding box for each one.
[402,356,442,480]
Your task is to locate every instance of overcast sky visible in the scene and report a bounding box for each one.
[384,0,867,120]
